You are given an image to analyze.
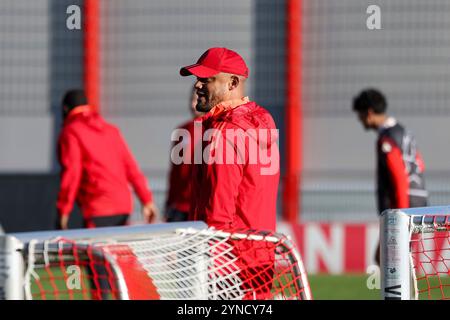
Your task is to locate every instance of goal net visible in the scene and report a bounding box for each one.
[381,206,450,300]
[0,222,311,300]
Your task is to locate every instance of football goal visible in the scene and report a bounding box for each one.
[381,206,450,300]
[0,222,311,300]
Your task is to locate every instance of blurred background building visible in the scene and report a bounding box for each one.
[1,0,450,234]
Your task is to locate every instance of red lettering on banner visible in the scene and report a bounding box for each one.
[291,223,305,258]
[281,223,378,274]
[344,225,366,272]
[304,224,344,273]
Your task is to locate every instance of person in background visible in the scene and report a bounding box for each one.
[57,89,159,229]
[352,88,428,264]
[165,86,204,222]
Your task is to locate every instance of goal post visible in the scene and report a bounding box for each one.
[0,222,312,300]
[0,235,25,300]
[381,206,450,300]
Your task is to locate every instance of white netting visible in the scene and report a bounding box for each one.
[108,229,245,300]
[409,218,450,300]
[19,227,311,300]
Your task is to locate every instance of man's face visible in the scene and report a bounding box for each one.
[194,73,230,112]
[356,110,376,130]
[190,90,204,118]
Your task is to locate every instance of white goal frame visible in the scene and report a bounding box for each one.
[380,206,450,300]
[0,222,311,300]
[1,222,208,300]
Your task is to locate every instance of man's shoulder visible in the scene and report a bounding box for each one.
[379,122,405,141]
[222,101,277,130]
[62,115,119,137]
[378,122,410,154]
[102,120,121,133]
[252,104,277,128]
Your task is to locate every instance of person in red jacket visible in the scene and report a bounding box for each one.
[57,89,159,229]
[164,87,204,222]
[180,48,280,299]
[352,88,428,264]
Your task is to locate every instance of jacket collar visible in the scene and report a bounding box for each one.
[378,116,397,133]
[208,96,250,117]
[66,105,94,120]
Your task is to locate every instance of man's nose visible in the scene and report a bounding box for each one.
[194,80,202,89]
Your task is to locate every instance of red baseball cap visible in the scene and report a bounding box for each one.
[180,47,249,78]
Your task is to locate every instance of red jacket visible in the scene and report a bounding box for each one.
[190,99,280,232]
[165,119,198,213]
[57,105,153,219]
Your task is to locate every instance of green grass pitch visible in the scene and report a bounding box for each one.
[308,274,450,300]
[30,267,449,300]
[308,274,380,300]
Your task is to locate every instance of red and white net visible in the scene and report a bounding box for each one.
[23,228,312,300]
[410,216,450,300]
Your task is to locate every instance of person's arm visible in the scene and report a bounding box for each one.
[164,159,192,221]
[118,131,159,223]
[56,131,82,229]
[166,122,194,216]
[381,138,410,209]
[165,136,181,214]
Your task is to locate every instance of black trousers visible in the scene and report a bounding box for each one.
[165,208,188,222]
[85,214,130,228]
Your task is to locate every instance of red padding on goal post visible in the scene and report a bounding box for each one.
[106,246,160,300]
[84,0,100,112]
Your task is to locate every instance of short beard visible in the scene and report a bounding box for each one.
[196,95,221,113]
[196,101,212,113]
[196,87,227,113]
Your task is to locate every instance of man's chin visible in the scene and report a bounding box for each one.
[196,103,211,113]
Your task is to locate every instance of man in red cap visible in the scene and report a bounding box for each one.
[180,48,280,299]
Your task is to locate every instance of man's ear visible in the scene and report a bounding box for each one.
[228,75,240,91]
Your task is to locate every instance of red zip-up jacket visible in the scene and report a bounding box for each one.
[190,98,280,232]
[57,105,153,220]
[165,119,198,214]
[190,98,280,299]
